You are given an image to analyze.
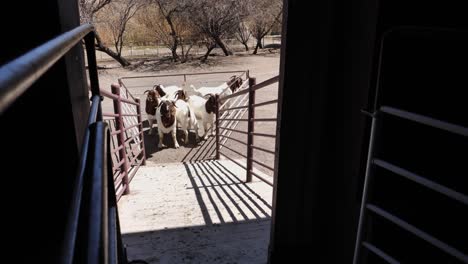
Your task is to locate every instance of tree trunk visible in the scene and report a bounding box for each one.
[243,42,249,51]
[95,32,131,67]
[166,15,179,62]
[180,45,193,63]
[213,36,232,56]
[201,45,215,62]
[253,40,261,55]
[171,45,179,62]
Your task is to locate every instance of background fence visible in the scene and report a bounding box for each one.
[96,35,282,61]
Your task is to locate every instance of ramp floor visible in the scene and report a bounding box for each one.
[118,159,273,263]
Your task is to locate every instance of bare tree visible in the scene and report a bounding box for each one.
[177,23,197,62]
[154,0,181,61]
[199,37,217,62]
[190,0,247,57]
[79,0,137,67]
[99,0,143,66]
[235,21,251,51]
[137,0,193,62]
[250,0,282,54]
[79,0,112,24]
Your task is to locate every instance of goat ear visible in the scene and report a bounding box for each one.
[144,90,151,94]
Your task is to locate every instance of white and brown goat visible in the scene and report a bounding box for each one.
[187,94,218,140]
[156,99,179,149]
[187,75,243,115]
[174,90,200,145]
[144,88,161,135]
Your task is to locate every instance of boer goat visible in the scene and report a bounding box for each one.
[156,100,179,149]
[187,75,243,114]
[188,75,243,97]
[174,90,199,144]
[144,88,160,134]
[187,94,218,140]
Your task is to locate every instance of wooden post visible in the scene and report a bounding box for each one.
[111,84,130,195]
[246,77,256,182]
[135,98,146,166]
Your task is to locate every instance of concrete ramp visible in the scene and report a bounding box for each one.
[118,159,273,263]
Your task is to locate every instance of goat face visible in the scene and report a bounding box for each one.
[227,75,243,92]
[154,84,166,97]
[174,90,188,101]
[159,100,177,128]
[156,100,180,149]
[204,94,217,114]
[144,89,159,115]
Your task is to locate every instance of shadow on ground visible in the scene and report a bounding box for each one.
[142,120,218,164]
[123,219,271,264]
[121,160,273,263]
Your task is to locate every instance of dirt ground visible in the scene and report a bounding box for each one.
[98,50,280,177]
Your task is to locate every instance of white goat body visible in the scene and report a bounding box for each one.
[187,83,234,114]
[175,99,199,144]
[187,95,216,140]
[188,83,231,97]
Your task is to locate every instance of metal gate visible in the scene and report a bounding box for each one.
[353,27,468,264]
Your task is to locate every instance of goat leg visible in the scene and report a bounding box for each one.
[172,129,180,149]
[148,119,154,134]
[184,130,189,144]
[158,129,166,149]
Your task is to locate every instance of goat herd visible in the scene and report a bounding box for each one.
[143,75,244,150]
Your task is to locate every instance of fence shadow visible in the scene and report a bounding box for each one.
[141,120,216,162]
[121,159,273,263]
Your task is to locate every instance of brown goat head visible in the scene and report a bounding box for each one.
[153,84,166,97]
[174,90,188,101]
[204,94,217,114]
[144,89,159,115]
[227,75,243,92]
[159,100,177,128]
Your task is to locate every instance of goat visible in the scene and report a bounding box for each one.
[154,84,182,100]
[156,99,179,149]
[174,90,200,144]
[186,75,243,115]
[187,94,218,140]
[187,75,243,96]
[144,89,160,134]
